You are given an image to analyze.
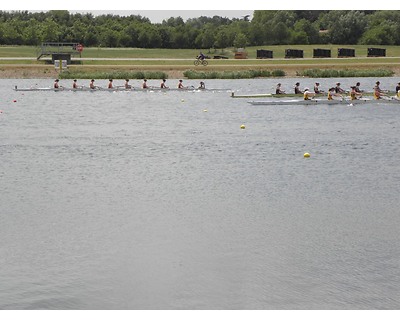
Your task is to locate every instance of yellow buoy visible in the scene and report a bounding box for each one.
[203,109,208,112]
[304,152,311,158]
[240,124,246,129]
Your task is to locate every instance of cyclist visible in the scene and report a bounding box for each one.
[197,52,205,61]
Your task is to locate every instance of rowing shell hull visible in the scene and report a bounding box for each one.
[247,99,400,106]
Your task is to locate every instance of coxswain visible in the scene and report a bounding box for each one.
[54,79,60,89]
[276,83,285,94]
[303,88,315,100]
[294,82,303,94]
[198,81,206,89]
[314,82,323,94]
[178,79,185,89]
[161,79,168,89]
[335,82,345,94]
[125,79,132,89]
[350,86,362,100]
[108,79,113,89]
[89,79,96,89]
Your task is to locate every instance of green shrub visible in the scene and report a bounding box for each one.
[297,68,394,78]
[59,70,168,79]
[183,69,285,79]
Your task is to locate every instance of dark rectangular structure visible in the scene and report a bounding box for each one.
[337,48,355,57]
[257,49,273,59]
[367,48,386,57]
[37,42,83,62]
[285,49,304,58]
[313,48,331,58]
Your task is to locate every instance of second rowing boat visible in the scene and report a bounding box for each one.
[247,98,400,106]
[231,92,397,99]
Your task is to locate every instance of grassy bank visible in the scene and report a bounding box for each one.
[1,45,400,79]
[2,44,400,59]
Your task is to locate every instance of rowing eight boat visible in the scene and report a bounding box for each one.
[13,85,231,92]
[231,92,397,99]
[247,98,400,106]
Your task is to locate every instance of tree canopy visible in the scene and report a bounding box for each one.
[0,10,399,48]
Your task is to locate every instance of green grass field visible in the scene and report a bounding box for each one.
[1,45,400,78]
[1,44,400,59]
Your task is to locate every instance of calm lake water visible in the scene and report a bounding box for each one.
[0,78,399,310]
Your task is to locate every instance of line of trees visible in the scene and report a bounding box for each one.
[1,10,400,48]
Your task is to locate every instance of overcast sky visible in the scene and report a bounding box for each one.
[4,2,396,23]
[5,1,389,13]
[67,11,253,23]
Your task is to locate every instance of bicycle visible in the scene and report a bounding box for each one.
[194,58,208,66]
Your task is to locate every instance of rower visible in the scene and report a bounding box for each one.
[328,87,343,100]
[355,82,363,93]
[373,81,387,99]
[394,82,400,95]
[54,79,60,89]
[161,79,168,89]
[72,79,81,89]
[142,79,149,89]
[108,79,113,89]
[198,81,206,89]
[303,88,315,100]
[396,82,400,100]
[125,79,132,89]
[294,82,303,94]
[178,80,185,89]
[335,82,345,94]
[89,79,96,90]
[276,83,285,94]
[350,86,362,100]
[314,82,323,94]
